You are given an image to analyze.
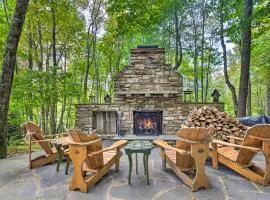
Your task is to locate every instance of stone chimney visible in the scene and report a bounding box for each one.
[130,45,165,65]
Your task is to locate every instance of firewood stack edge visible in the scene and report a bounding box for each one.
[181,106,249,141]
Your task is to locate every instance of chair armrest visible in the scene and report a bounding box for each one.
[32,138,58,142]
[166,146,191,155]
[153,139,169,148]
[248,135,270,141]
[154,139,190,155]
[212,139,261,152]
[68,138,101,146]
[89,140,128,156]
[44,133,68,138]
[228,135,244,141]
[176,137,211,144]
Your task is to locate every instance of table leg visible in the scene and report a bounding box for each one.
[162,154,166,172]
[145,154,149,185]
[143,155,146,175]
[56,145,63,172]
[128,154,132,185]
[65,155,70,175]
[136,153,138,175]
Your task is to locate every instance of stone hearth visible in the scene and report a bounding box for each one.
[75,46,224,135]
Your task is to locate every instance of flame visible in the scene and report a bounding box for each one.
[143,118,154,129]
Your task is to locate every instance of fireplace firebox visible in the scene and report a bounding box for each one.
[133,111,162,136]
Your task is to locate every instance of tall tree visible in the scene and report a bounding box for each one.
[0,0,29,158]
[173,1,183,71]
[191,10,199,102]
[84,0,102,99]
[200,0,205,102]
[266,80,270,115]
[50,0,58,134]
[219,0,238,115]
[237,0,253,117]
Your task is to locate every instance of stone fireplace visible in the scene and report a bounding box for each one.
[75,45,224,136]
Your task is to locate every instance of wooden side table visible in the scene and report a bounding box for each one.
[124,140,155,185]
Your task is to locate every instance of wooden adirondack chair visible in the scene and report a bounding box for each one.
[154,127,213,191]
[210,124,270,186]
[68,129,128,193]
[23,121,67,169]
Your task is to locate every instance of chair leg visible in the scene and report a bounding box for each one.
[128,154,132,185]
[29,136,32,169]
[262,141,270,185]
[211,143,218,169]
[191,143,210,191]
[69,145,88,192]
[56,145,64,172]
[65,155,70,175]
[160,148,166,171]
[145,154,149,185]
[115,148,122,172]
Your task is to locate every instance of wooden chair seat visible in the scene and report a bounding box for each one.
[218,146,239,162]
[210,124,270,186]
[165,149,176,164]
[103,150,117,164]
[82,150,117,173]
[155,127,213,191]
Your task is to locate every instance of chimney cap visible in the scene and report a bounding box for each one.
[137,45,158,48]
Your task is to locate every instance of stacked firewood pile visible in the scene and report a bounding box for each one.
[181,106,249,141]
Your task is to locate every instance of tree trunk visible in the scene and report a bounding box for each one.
[266,80,270,115]
[174,6,179,70]
[204,38,212,102]
[37,22,43,71]
[50,0,57,133]
[219,0,238,115]
[247,80,252,116]
[57,97,66,133]
[84,23,93,98]
[173,5,183,71]
[27,27,34,121]
[37,20,46,132]
[57,51,67,133]
[27,28,33,70]
[65,99,73,128]
[0,0,29,158]
[200,0,205,102]
[237,0,253,117]
[192,17,199,102]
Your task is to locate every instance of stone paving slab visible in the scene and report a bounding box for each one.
[0,148,270,200]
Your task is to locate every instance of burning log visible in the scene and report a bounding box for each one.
[181,106,249,141]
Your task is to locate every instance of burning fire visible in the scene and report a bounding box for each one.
[143,118,154,129]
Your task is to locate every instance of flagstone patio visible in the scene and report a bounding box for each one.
[0,146,269,200]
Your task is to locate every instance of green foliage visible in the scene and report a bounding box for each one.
[1,0,270,148]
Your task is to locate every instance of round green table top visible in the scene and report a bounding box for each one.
[124,140,155,151]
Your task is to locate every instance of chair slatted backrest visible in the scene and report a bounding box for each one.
[24,121,54,155]
[175,127,213,169]
[176,127,213,149]
[236,124,270,165]
[68,129,104,169]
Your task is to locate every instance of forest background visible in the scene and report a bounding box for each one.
[0,0,269,153]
